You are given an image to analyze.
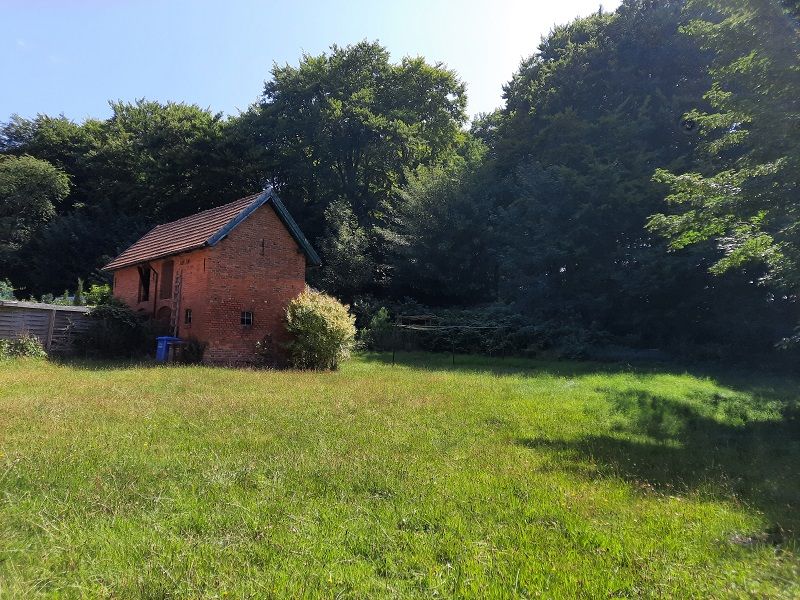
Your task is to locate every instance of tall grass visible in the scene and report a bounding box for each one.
[0,353,797,597]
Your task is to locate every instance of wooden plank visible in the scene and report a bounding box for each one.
[45,309,56,350]
[0,305,90,344]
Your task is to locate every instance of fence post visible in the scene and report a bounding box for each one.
[45,309,56,351]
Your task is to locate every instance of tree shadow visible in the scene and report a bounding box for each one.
[49,357,171,371]
[361,351,637,378]
[518,389,800,542]
[365,351,800,404]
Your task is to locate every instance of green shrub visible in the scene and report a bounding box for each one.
[49,291,73,306]
[359,306,394,350]
[174,337,207,364]
[85,283,113,306]
[74,278,85,306]
[255,334,280,367]
[0,333,47,359]
[285,289,356,370]
[0,279,15,300]
[351,299,615,359]
[73,304,158,358]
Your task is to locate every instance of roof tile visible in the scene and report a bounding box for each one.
[103,193,262,270]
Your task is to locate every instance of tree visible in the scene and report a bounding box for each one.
[314,199,375,301]
[17,207,147,297]
[1,101,253,295]
[488,1,726,343]
[0,155,69,275]
[648,0,800,289]
[238,41,469,291]
[382,141,497,305]
[94,100,245,221]
[0,114,102,214]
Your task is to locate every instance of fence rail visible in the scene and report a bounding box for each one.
[0,300,91,352]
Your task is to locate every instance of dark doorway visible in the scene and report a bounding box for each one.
[160,260,174,299]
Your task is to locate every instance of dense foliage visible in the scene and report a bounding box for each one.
[0,333,48,360]
[2,0,798,360]
[73,303,162,359]
[0,278,15,300]
[0,154,69,280]
[649,0,800,296]
[285,289,356,370]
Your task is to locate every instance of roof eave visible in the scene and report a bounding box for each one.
[205,188,273,247]
[101,242,208,271]
[205,186,322,266]
[269,193,322,266]
[101,187,322,271]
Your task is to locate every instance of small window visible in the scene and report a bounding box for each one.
[184,308,192,325]
[240,311,253,326]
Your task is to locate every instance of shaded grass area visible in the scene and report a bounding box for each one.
[0,353,798,597]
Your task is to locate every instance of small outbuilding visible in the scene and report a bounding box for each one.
[103,187,321,364]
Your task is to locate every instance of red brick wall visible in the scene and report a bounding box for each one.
[112,265,145,311]
[171,248,211,340]
[112,250,210,329]
[202,203,306,364]
[112,203,307,364]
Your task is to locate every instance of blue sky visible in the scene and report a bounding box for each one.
[3,0,620,123]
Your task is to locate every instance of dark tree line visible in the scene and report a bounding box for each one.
[1,0,798,358]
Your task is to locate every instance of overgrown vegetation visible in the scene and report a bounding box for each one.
[285,288,356,370]
[0,278,14,300]
[0,355,797,597]
[0,332,47,359]
[73,303,160,359]
[172,337,207,365]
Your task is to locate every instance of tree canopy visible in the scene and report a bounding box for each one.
[0,155,69,277]
[648,0,800,288]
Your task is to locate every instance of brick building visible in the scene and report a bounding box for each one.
[103,187,321,364]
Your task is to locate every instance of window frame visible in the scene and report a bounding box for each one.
[240,311,253,326]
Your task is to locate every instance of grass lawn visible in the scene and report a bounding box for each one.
[0,353,798,598]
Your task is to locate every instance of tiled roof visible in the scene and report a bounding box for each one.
[103,188,321,270]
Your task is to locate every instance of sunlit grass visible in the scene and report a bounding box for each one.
[0,353,798,597]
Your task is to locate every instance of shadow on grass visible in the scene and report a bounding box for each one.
[519,389,800,543]
[50,356,167,371]
[360,351,631,378]
[365,352,800,403]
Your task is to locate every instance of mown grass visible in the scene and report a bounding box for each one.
[0,352,798,598]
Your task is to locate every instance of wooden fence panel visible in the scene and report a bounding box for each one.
[0,301,91,353]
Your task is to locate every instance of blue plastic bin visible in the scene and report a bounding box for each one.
[156,336,182,362]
